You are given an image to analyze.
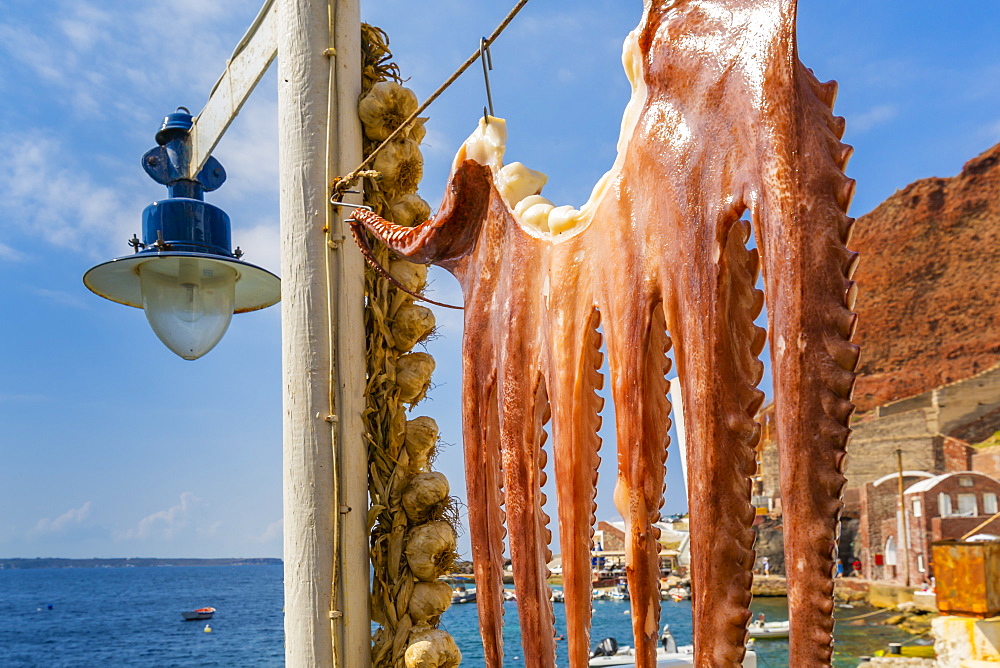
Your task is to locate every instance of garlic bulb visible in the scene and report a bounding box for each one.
[397,352,435,404]
[392,304,436,352]
[389,260,428,295]
[374,138,423,195]
[405,416,439,473]
[405,521,457,581]
[409,117,428,145]
[408,581,453,623]
[404,624,461,668]
[402,472,450,523]
[358,81,418,142]
[390,193,431,228]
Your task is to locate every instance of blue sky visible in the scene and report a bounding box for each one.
[1,0,998,560]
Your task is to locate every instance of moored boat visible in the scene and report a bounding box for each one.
[588,637,757,667]
[451,587,477,604]
[181,607,215,621]
[747,620,789,639]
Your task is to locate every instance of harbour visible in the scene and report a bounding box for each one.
[0,563,922,667]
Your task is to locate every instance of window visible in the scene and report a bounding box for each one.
[958,493,979,517]
[985,493,998,515]
[917,554,925,573]
[939,493,953,517]
[959,476,974,488]
[885,536,898,566]
[913,498,923,518]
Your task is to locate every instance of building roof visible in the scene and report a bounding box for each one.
[904,471,996,495]
[871,470,934,488]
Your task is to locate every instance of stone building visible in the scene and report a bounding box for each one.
[750,144,1000,578]
[757,364,1000,515]
[860,471,1000,585]
[593,520,690,575]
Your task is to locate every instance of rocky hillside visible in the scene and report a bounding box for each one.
[851,143,1000,413]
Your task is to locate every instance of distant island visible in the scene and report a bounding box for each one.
[0,557,282,570]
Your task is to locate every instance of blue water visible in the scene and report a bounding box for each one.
[0,565,283,667]
[0,566,914,666]
[442,591,917,667]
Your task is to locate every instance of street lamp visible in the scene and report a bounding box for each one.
[83,108,281,359]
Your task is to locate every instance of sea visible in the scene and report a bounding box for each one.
[0,565,920,667]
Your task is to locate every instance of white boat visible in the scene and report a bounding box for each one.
[588,644,757,667]
[451,587,477,604]
[747,620,789,639]
[609,584,630,601]
[664,587,690,601]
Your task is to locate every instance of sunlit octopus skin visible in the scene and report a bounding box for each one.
[350,1,858,666]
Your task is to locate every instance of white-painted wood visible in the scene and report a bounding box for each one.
[189,0,278,179]
[329,1,371,666]
[277,0,366,666]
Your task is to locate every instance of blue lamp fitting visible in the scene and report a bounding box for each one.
[137,107,234,258]
[83,108,280,317]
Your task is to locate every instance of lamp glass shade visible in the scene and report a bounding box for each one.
[139,257,237,360]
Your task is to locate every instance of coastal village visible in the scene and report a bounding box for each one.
[4,1,1000,667]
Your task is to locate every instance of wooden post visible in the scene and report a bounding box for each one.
[277,0,367,666]
[896,448,911,587]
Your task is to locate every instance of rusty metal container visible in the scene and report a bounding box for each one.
[932,540,1000,617]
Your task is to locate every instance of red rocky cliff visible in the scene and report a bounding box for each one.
[851,143,1000,413]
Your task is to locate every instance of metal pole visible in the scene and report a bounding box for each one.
[277,0,367,666]
[896,449,911,587]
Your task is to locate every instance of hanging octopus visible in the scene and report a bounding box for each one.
[349,0,857,666]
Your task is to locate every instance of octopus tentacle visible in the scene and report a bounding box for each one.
[464,373,507,666]
[347,160,493,266]
[754,60,857,668]
[501,374,556,668]
[668,216,763,667]
[604,297,672,668]
[548,307,605,667]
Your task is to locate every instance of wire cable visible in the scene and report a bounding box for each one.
[331,0,531,198]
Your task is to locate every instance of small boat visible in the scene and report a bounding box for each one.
[181,607,215,621]
[503,590,517,602]
[747,620,789,639]
[550,589,565,603]
[609,584,630,601]
[664,587,689,601]
[451,587,477,604]
[588,636,757,667]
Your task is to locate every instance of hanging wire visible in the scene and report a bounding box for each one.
[332,0,531,198]
[481,37,495,123]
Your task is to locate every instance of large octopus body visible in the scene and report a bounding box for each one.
[353,1,857,666]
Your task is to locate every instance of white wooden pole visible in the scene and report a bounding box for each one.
[329,0,371,664]
[277,0,367,666]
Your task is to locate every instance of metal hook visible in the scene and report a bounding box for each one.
[480,37,494,124]
[329,199,374,216]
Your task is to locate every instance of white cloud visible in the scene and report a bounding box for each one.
[233,222,280,278]
[251,519,282,543]
[0,241,27,262]
[30,287,90,309]
[849,104,898,133]
[123,492,200,540]
[33,501,92,535]
[0,131,143,260]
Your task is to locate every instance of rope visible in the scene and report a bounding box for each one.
[331,0,531,198]
[838,608,894,622]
